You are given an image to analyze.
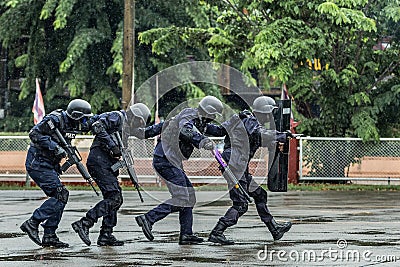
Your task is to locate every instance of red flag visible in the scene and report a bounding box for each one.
[32,78,45,125]
[281,83,299,129]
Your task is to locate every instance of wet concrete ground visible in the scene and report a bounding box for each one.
[1,189,400,266]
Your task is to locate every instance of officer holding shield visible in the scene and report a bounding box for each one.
[207,96,293,245]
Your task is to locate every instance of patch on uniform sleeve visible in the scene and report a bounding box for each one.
[47,120,55,130]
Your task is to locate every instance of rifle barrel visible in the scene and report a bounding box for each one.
[114,131,144,202]
[55,128,99,196]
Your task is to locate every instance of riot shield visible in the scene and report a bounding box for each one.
[267,99,291,192]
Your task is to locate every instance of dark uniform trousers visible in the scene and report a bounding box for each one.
[145,155,195,235]
[86,147,123,231]
[25,147,68,235]
[219,151,273,227]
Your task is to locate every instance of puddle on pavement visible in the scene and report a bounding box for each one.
[167,256,222,263]
[284,239,340,245]
[292,217,333,223]
[66,208,91,213]
[347,212,374,216]
[350,230,386,235]
[5,197,47,202]
[0,254,63,261]
[0,233,24,238]
[119,209,150,215]
[351,240,397,246]
[197,200,232,207]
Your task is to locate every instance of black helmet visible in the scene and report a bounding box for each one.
[198,96,223,116]
[129,103,151,124]
[66,99,93,120]
[252,96,277,114]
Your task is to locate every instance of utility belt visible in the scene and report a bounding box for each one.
[30,144,62,166]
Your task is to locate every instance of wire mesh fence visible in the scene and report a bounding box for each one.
[3,136,400,186]
[0,136,270,186]
[299,137,400,184]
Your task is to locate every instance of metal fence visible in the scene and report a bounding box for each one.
[0,136,270,186]
[299,137,400,184]
[3,136,400,186]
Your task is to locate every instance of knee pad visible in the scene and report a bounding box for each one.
[108,192,123,210]
[252,187,268,205]
[55,186,69,204]
[232,202,248,216]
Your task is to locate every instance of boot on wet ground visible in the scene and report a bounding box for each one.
[20,218,42,246]
[72,217,94,246]
[265,218,292,241]
[42,233,69,248]
[208,221,234,245]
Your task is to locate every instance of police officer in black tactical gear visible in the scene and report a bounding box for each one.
[71,103,163,246]
[21,99,93,248]
[207,96,293,245]
[135,96,224,245]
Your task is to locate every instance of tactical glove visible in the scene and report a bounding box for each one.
[200,138,215,151]
[54,145,67,158]
[285,130,295,138]
[276,132,288,143]
[110,146,122,158]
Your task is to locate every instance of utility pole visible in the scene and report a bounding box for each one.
[122,0,135,110]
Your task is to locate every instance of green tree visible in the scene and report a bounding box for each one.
[139,0,400,140]
[0,0,222,130]
[0,0,122,117]
[134,0,222,119]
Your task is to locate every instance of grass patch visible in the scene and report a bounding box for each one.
[0,132,29,136]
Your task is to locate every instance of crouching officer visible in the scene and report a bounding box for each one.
[71,103,163,246]
[21,99,93,248]
[135,96,223,245]
[207,96,292,245]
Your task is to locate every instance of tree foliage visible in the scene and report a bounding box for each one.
[0,0,399,136]
[0,0,123,129]
[139,0,400,140]
[0,0,224,130]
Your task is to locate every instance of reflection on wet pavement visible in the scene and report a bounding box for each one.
[0,190,399,266]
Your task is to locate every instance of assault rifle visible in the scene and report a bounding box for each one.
[111,131,144,202]
[213,148,252,203]
[54,128,99,196]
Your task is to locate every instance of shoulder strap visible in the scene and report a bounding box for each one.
[49,109,64,130]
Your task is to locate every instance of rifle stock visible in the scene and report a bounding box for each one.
[212,149,252,203]
[55,128,99,196]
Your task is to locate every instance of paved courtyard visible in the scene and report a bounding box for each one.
[1,189,400,266]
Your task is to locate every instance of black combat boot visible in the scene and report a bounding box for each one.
[135,214,154,241]
[72,217,94,246]
[208,221,235,245]
[20,217,42,246]
[42,233,69,248]
[179,234,204,245]
[97,229,124,246]
[265,218,292,241]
